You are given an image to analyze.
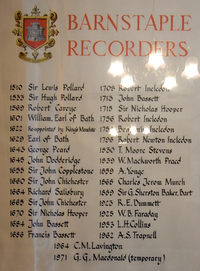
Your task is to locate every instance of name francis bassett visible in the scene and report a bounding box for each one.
[27,228,75,238]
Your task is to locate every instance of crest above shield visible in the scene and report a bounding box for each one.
[12,5,59,63]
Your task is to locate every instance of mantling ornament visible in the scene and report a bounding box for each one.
[12,5,59,63]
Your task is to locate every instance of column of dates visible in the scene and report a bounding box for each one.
[99,85,116,240]
[9,84,26,238]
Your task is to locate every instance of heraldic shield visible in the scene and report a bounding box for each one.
[23,18,48,49]
[12,5,59,63]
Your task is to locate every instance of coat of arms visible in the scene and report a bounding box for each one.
[12,5,59,63]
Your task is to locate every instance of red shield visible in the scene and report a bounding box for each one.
[23,18,48,49]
